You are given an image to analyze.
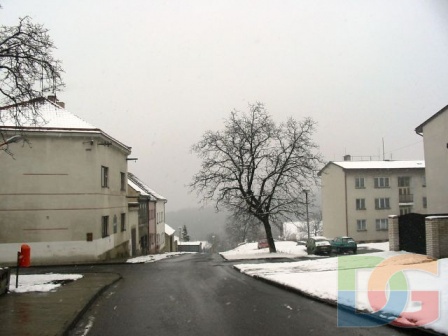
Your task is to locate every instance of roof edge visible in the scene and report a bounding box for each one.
[415,104,448,135]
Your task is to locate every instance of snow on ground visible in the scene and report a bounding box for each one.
[6,252,188,293]
[9,273,83,293]
[224,241,448,335]
[221,240,390,261]
[126,252,188,263]
[220,241,308,260]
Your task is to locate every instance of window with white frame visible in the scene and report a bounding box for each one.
[399,206,412,215]
[356,198,366,210]
[398,176,410,187]
[375,218,388,231]
[113,214,117,234]
[355,177,365,189]
[374,177,389,188]
[357,219,367,231]
[375,198,390,209]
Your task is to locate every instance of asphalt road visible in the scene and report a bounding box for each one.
[61,253,426,336]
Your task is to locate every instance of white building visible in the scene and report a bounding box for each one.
[319,159,427,242]
[415,106,448,214]
[0,97,132,265]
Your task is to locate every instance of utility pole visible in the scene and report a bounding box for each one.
[304,190,310,240]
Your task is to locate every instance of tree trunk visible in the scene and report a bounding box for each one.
[262,218,277,253]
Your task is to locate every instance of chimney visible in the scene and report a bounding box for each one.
[343,155,351,161]
[47,95,65,108]
[47,95,57,103]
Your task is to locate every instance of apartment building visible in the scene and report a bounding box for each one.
[319,158,426,242]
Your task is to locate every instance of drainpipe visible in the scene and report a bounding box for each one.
[344,171,349,236]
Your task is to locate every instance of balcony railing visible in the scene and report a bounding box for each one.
[399,194,414,203]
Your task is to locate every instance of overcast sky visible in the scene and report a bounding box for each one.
[2,0,448,211]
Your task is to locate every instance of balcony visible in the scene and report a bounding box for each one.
[399,194,414,204]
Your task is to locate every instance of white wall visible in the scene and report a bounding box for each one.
[423,112,448,214]
[0,131,131,264]
[321,164,347,238]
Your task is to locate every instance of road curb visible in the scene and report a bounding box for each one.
[233,265,443,336]
[63,273,122,336]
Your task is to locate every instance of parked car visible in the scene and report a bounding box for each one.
[257,239,269,249]
[296,239,307,246]
[306,237,332,255]
[331,236,357,254]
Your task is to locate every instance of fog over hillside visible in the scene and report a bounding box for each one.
[166,187,322,243]
[166,207,228,241]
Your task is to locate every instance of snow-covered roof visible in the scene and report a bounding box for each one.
[333,160,425,169]
[165,224,175,236]
[178,241,202,246]
[319,160,424,175]
[127,172,167,201]
[0,98,131,152]
[1,98,96,129]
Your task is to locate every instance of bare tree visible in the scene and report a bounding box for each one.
[190,103,323,252]
[0,16,64,134]
[225,209,263,247]
[294,210,323,239]
[309,210,323,237]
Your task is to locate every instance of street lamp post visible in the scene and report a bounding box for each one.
[304,189,310,240]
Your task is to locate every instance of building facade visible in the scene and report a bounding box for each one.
[416,105,448,214]
[319,159,427,242]
[0,98,132,265]
[127,172,167,254]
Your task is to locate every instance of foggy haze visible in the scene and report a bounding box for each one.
[2,0,447,211]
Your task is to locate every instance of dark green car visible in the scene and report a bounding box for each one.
[331,236,357,254]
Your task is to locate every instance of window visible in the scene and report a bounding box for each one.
[422,175,426,187]
[101,166,109,188]
[121,213,126,231]
[357,219,366,231]
[375,218,388,231]
[398,176,410,187]
[374,177,389,188]
[423,197,427,209]
[399,206,412,215]
[355,177,365,189]
[356,198,366,210]
[102,216,109,237]
[375,198,390,209]
[113,215,118,234]
[120,172,126,191]
[139,202,148,225]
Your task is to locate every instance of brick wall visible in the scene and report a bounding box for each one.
[388,215,400,251]
[426,216,448,259]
